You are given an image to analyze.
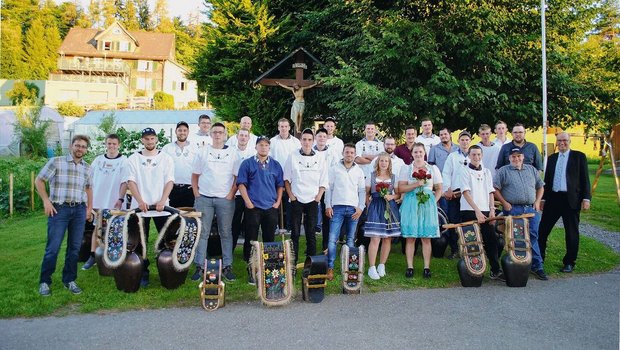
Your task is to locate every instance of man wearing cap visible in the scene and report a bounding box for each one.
[191,122,240,282]
[496,123,543,171]
[393,126,417,165]
[284,129,329,265]
[231,128,257,253]
[237,136,284,284]
[162,121,198,208]
[194,114,213,148]
[494,147,548,280]
[35,135,93,296]
[441,130,472,259]
[226,116,258,149]
[126,127,175,287]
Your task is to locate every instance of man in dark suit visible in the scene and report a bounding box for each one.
[539,132,591,273]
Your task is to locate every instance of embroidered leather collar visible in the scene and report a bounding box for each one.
[468,163,482,171]
[299,149,316,156]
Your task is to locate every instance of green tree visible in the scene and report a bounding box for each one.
[0,20,25,78]
[102,0,117,27]
[55,1,90,37]
[23,17,54,79]
[136,0,152,30]
[88,0,103,28]
[6,81,40,105]
[153,91,175,109]
[153,0,173,32]
[14,102,50,158]
[117,0,140,30]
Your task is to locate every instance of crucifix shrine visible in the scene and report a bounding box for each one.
[253,47,322,135]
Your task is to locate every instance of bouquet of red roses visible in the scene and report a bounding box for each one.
[412,168,432,205]
[375,182,394,222]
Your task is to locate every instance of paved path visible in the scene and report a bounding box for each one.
[1,271,618,350]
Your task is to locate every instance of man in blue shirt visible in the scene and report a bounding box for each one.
[496,123,543,171]
[237,136,284,284]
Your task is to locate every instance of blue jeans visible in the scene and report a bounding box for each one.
[503,205,544,271]
[327,205,358,268]
[40,203,86,285]
[193,196,235,267]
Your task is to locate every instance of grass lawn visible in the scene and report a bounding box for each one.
[581,163,620,231]
[0,209,618,318]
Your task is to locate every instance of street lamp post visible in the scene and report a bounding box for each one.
[541,0,549,170]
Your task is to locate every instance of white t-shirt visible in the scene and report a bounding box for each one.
[126,151,175,208]
[283,149,329,204]
[477,141,501,178]
[493,136,512,147]
[441,150,470,193]
[460,165,494,212]
[161,141,198,185]
[194,132,212,149]
[370,154,405,183]
[90,154,128,209]
[269,134,301,166]
[417,133,441,154]
[313,145,340,168]
[398,163,443,190]
[226,133,258,149]
[326,161,365,209]
[325,136,344,157]
[355,138,385,179]
[192,145,240,198]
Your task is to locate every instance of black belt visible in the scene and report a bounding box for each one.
[55,201,85,207]
[174,184,192,188]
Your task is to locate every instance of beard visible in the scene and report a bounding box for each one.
[144,144,156,151]
[177,136,187,142]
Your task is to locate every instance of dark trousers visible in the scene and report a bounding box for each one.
[232,195,246,252]
[139,216,167,272]
[282,192,292,230]
[243,207,278,262]
[539,192,581,266]
[447,198,461,253]
[291,200,318,264]
[40,203,86,285]
[461,210,500,274]
[169,184,194,208]
[319,195,330,250]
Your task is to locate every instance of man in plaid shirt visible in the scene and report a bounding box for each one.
[35,135,93,296]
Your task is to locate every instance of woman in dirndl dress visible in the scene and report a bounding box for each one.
[364,153,401,280]
[398,143,443,279]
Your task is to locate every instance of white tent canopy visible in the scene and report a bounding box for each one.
[0,107,65,156]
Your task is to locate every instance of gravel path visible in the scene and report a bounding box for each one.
[556,220,620,254]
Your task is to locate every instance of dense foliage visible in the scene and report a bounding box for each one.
[192,0,619,136]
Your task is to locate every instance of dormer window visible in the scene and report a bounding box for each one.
[119,41,130,52]
[103,41,112,51]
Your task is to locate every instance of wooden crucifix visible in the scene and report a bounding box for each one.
[254,47,322,135]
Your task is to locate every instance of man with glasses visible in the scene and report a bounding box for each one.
[36,135,93,296]
[496,123,543,171]
[191,122,240,282]
[538,132,591,273]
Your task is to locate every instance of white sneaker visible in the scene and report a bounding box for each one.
[368,266,380,280]
[377,264,386,277]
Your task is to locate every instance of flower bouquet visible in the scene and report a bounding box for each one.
[375,182,394,224]
[412,168,432,206]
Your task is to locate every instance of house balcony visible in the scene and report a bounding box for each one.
[49,73,129,86]
[57,58,131,75]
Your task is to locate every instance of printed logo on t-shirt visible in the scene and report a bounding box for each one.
[208,150,232,163]
[298,159,319,171]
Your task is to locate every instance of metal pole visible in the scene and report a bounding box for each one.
[541,0,549,171]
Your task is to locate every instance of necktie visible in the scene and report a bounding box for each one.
[553,153,566,192]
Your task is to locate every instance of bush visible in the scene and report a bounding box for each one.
[153,91,175,110]
[134,90,147,97]
[0,157,47,215]
[56,101,85,117]
[185,101,203,109]
[13,103,50,158]
[6,81,39,105]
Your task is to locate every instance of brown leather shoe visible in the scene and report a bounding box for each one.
[327,268,334,281]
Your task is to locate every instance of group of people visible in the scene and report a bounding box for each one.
[36,115,591,296]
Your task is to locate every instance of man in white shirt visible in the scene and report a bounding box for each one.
[231,128,257,253]
[355,121,384,179]
[314,127,340,250]
[194,114,213,148]
[417,118,441,154]
[493,120,511,146]
[226,116,258,149]
[270,118,301,229]
[324,143,365,281]
[322,117,344,156]
[370,136,405,180]
[82,134,128,270]
[161,121,198,208]
[441,130,471,259]
[477,123,500,178]
[126,128,175,287]
[284,129,328,265]
[460,145,503,281]
[191,122,240,282]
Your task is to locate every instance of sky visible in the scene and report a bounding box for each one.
[61,0,206,22]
